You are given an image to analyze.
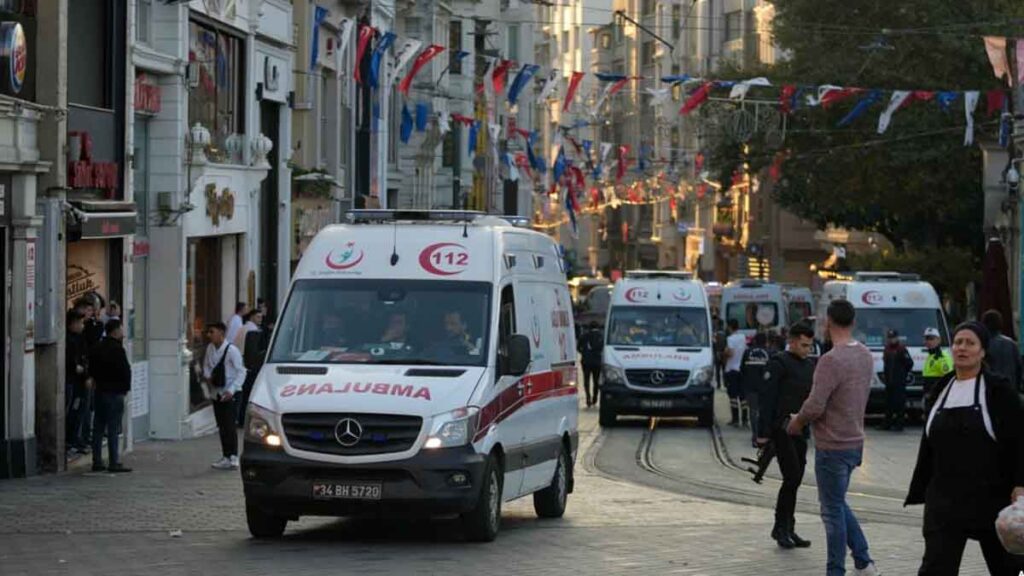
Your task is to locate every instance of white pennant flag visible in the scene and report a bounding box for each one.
[964,91,980,146]
[729,77,771,100]
[591,83,618,115]
[506,153,520,182]
[537,69,561,102]
[334,18,355,73]
[877,90,911,134]
[600,142,613,164]
[393,38,423,78]
[488,122,501,142]
[646,87,673,107]
[808,84,843,106]
[437,110,450,135]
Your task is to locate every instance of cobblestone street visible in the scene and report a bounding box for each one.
[0,392,993,575]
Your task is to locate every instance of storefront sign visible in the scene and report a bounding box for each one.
[68,132,120,192]
[205,183,235,226]
[133,237,150,258]
[131,362,149,418]
[25,239,34,351]
[67,240,108,308]
[134,73,161,114]
[0,21,25,95]
[76,212,135,238]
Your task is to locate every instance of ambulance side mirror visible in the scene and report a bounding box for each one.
[504,334,531,377]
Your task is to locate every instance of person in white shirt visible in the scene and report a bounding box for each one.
[226,301,249,345]
[234,310,264,353]
[723,319,747,426]
[203,322,247,470]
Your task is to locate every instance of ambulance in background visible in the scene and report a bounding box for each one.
[241,210,579,542]
[600,271,715,427]
[783,285,815,326]
[818,272,950,414]
[721,279,788,339]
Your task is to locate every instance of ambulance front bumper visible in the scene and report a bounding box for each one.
[601,381,715,416]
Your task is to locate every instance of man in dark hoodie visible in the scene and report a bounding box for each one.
[88,319,133,473]
[578,321,605,407]
[881,329,913,431]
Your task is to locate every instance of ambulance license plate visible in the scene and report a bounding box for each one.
[641,399,674,409]
[312,481,382,500]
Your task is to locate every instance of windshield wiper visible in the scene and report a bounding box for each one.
[367,358,445,366]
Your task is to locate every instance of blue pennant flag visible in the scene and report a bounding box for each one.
[455,50,470,62]
[582,140,593,161]
[415,103,429,132]
[1001,97,1011,147]
[400,105,413,144]
[468,121,480,157]
[553,146,567,183]
[368,32,396,89]
[594,72,628,83]
[310,6,330,70]
[837,90,882,127]
[508,64,540,106]
[936,91,958,112]
[661,74,690,84]
[564,188,578,237]
[526,132,545,173]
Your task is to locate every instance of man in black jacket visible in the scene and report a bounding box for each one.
[757,321,816,549]
[65,309,91,455]
[982,310,1022,392]
[88,319,132,473]
[740,332,771,442]
[881,329,913,431]
[578,322,604,407]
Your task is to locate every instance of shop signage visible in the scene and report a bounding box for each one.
[68,132,120,192]
[133,237,150,258]
[205,183,235,226]
[25,239,34,351]
[263,56,280,92]
[0,21,26,95]
[134,73,161,114]
[76,212,136,239]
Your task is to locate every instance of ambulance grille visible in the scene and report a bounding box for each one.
[626,369,691,388]
[281,413,423,456]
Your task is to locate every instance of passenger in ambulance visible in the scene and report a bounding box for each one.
[380,311,410,348]
[427,310,476,360]
[320,311,350,349]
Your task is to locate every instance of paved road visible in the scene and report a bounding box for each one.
[0,391,991,575]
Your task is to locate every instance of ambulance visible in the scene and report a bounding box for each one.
[240,211,579,542]
[819,272,950,413]
[721,279,788,339]
[600,271,716,427]
[782,285,815,325]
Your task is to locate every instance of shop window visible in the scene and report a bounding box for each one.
[69,0,111,108]
[642,40,655,66]
[600,34,611,50]
[507,25,519,60]
[725,11,743,42]
[136,0,151,45]
[188,20,245,164]
[449,20,463,75]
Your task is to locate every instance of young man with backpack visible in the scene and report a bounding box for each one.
[203,322,247,470]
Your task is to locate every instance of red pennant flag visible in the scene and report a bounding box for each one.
[547,181,558,197]
[398,44,445,95]
[515,153,533,180]
[590,187,601,209]
[819,88,860,109]
[616,145,630,183]
[563,71,585,112]
[769,153,785,183]
[694,152,705,175]
[669,196,677,214]
[696,183,707,199]
[987,89,1007,116]
[571,166,585,190]
[779,85,797,114]
[353,25,375,85]
[621,222,629,243]
[450,113,475,126]
[609,78,630,97]
[492,59,513,94]
[511,127,531,140]
[680,82,713,115]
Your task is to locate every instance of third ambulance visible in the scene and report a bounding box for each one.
[600,271,715,427]
[721,279,788,339]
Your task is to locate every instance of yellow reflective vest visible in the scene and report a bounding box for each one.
[922,349,953,378]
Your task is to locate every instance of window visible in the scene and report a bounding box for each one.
[320,74,329,168]
[561,30,569,49]
[69,0,111,108]
[852,308,949,349]
[449,20,463,75]
[672,4,681,37]
[442,125,458,168]
[507,25,519,60]
[641,40,655,66]
[136,0,151,44]
[496,285,516,379]
[725,11,743,42]
[726,301,779,330]
[607,307,710,347]
[600,33,611,49]
[188,20,245,163]
[574,26,580,51]
[642,0,656,15]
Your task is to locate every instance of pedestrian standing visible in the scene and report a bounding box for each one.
[577,321,604,408]
[880,329,913,432]
[87,319,132,473]
[921,327,952,406]
[65,309,91,456]
[713,317,726,389]
[204,322,246,470]
[787,300,879,576]
[981,310,1022,392]
[226,301,249,346]
[76,297,104,447]
[906,321,1024,575]
[724,319,746,426]
[740,332,770,437]
[233,309,264,353]
[757,321,816,549]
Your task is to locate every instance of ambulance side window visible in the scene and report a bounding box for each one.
[497,285,516,380]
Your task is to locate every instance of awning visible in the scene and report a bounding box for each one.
[68,200,137,239]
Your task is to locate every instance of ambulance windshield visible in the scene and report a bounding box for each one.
[269,279,492,366]
[607,307,710,347]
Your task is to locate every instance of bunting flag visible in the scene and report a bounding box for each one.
[600,142,613,164]
[837,90,881,127]
[779,85,798,114]
[1001,98,1011,147]
[729,77,771,100]
[661,74,691,84]
[492,59,514,94]
[616,145,629,183]
[680,82,712,115]
[415,103,429,132]
[964,91,980,146]
[400,104,413,143]
[987,90,1006,116]
[582,140,593,166]
[936,91,958,112]
[468,121,480,156]
[815,86,860,109]
[563,71,585,112]
[552,146,567,183]
[592,77,630,115]
[368,31,396,88]
[508,64,540,106]
[437,110,451,135]
[565,186,578,237]
[310,6,330,70]
[646,87,673,107]
[505,153,520,182]
[393,39,424,77]
[536,69,561,102]
[877,90,911,134]
[353,25,374,84]
[526,132,544,173]
[450,113,475,126]
[436,50,470,85]
[398,44,445,95]
[983,36,1010,83]
[334,18,355,73]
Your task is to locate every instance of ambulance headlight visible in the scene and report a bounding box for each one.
[245,403,283,448]
[424,406,479,449]
[689,366,714,387]
[603,364,626,385]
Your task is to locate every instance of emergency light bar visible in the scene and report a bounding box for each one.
[625,270,694,280]
[346,209,486,223]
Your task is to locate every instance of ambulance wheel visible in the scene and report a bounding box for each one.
[246,502,287,538]
[698,405,714,428]
[462,455,502,542]
[599,395,617,427]
[533,444,570,518]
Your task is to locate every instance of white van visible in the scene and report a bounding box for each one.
[783,285,815,326]
[721,279,788,338]
[600,271,715,427]
[819,272,950,413]
[241,211,579,542]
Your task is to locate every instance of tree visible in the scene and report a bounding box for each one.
[706,0,1024,257]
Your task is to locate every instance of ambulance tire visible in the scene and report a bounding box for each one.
[599,394,617,427]
[246,502,287,539]
[462,454,502,542]
[533,444,570,518]
[698,405,714,428]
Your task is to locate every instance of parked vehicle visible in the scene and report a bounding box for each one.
[721,279,788,340]
[782,285,815,326]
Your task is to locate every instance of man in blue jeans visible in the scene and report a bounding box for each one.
[88,319,133,473]
[787,300,878,576]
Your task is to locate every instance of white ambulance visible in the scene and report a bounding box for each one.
[721,279,788,339]
[819,272,950,413]
[783,285,815,326]
[600,271,716,427]
[241,211,579,542]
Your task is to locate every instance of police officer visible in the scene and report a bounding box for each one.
[741,332,771,443]
[921,327,952,407]
[757,321,816,549]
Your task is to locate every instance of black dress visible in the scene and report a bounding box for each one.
[906,370,1024,575]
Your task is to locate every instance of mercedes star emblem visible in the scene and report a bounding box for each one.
[650,370,666,385]
[334,418,363,447]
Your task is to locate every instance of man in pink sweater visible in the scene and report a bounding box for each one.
[787,299,879,576]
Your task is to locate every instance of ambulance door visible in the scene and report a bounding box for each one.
[490,282,526,499]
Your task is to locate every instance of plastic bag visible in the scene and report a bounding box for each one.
[996,497,1024,555]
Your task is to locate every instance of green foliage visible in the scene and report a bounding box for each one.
[707,0,1024,255]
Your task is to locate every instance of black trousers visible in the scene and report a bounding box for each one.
[582,366,600,404]
[773,429,808,530]
[212,398,238,458]
[885,383,907,426]
[920,523,1024,575]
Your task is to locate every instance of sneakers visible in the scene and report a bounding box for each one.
[107,463,133,473]
[91,463,106,472]
[211,456,240,470]
[852,563,880,576]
